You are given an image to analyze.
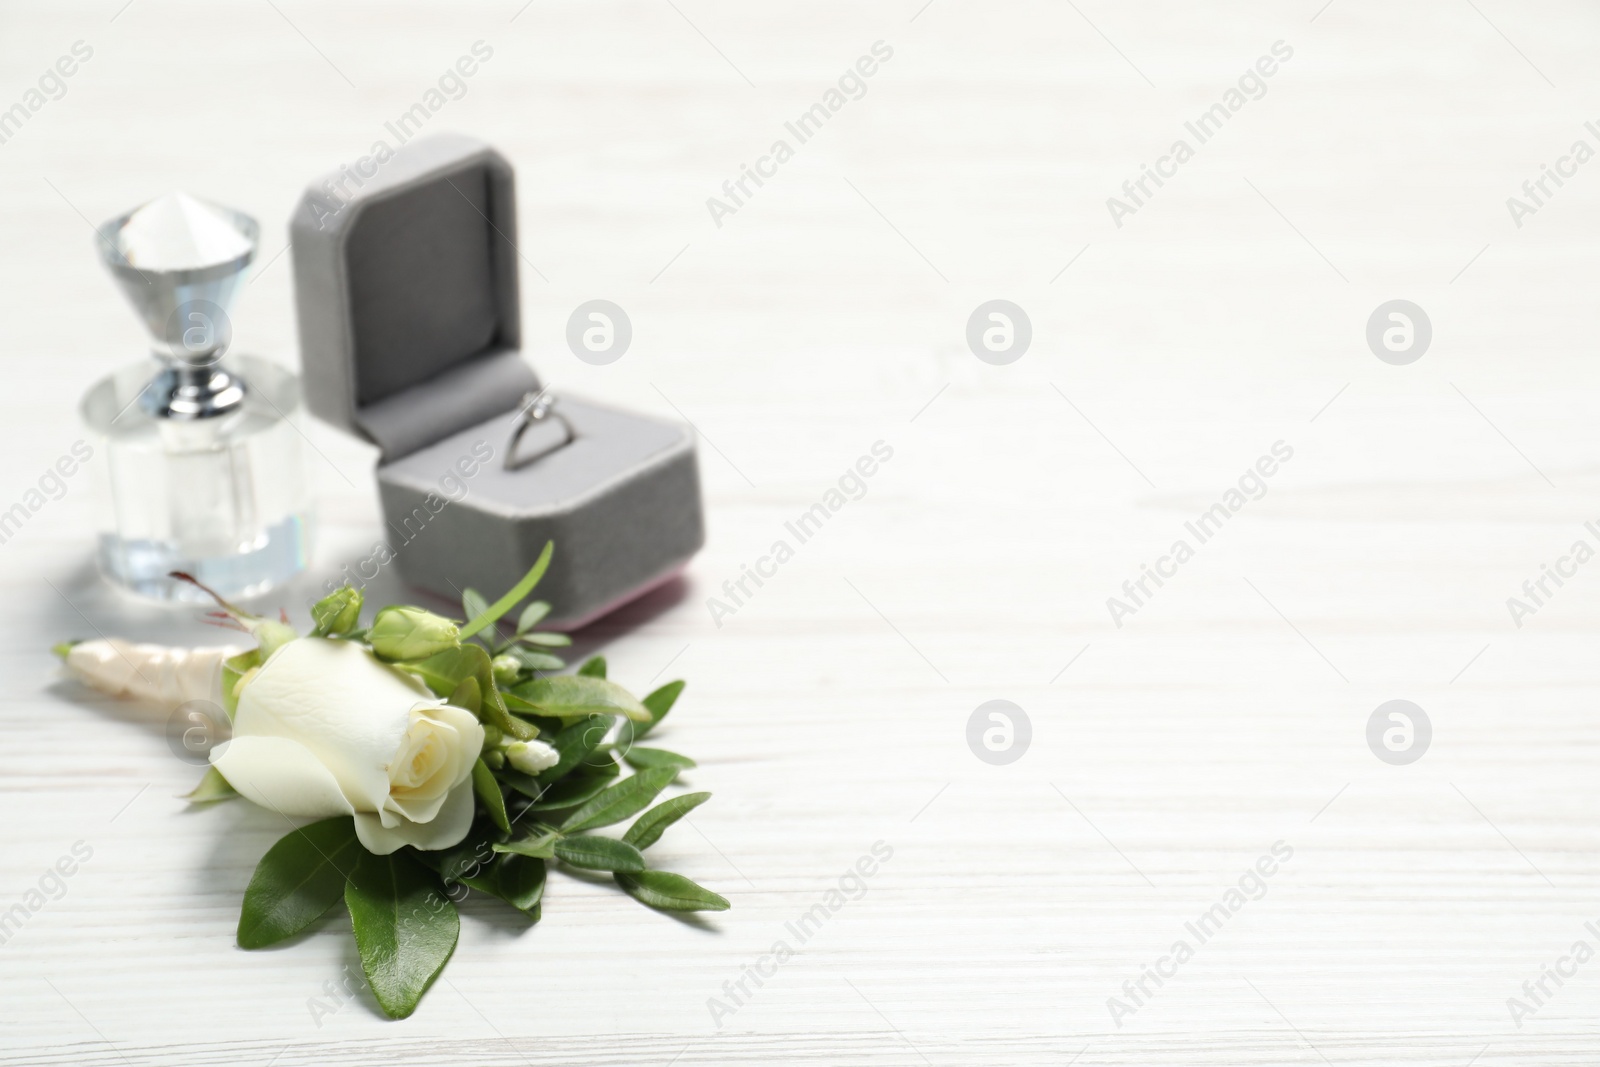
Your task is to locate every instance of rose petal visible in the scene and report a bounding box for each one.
[234,639,437,813]
[385,704,484,825]
[210,736,356,819]
[354,779,476,855]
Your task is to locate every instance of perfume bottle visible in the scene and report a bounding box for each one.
[80,192,312,602]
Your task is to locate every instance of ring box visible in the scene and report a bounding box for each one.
[288,133,704,628]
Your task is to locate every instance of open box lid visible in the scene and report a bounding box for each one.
[289,133,536,460]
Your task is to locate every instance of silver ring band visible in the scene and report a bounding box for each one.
[505,391,574,470]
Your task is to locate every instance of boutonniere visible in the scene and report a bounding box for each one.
[59,543,726,1018]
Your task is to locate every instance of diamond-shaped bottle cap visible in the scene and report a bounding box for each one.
[98,192,258,365]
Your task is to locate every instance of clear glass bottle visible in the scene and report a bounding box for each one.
[81,193,312,602]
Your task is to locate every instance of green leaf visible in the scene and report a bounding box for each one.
[517,765,621,810]
[496,854,546,914]
[499,690,543,715]
[183,765,238,804]
[513,675,650,723]
[576,655,607,678]
[562,767,677,832]
[623,747,696,773]
[623,792,711,850]
[424,829,540,926]
[521,632,572,648]
[554,836,646,872]
[492,830,561,859]
[220,648,262,720]
[615,870,730,912]
[404,644,535,741]
[473,759,511,832]
[345,850,459,1020]
[461,589,490,630]
[636,680,685,739]
[442,847,545,919]
[237,817,361,949]
[459,542,554,640]
[426,832,498,887]
[402,644,480,698]
[506,645,564,672]
[535,714,612,785]
[497,767,547,801]
[516,601,551,634]
[448,676,481,715]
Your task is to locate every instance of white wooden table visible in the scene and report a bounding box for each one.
[4,0,1600,1062]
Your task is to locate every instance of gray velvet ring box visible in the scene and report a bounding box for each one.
[288,132,704,627]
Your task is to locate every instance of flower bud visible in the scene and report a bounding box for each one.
[310,586,363,636]
[368,606,460,662]
[480,723,503,751]
[504,738,560,776]
[254,621,299,661]
[491,654,521,688]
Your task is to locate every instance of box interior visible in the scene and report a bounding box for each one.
[345,167,505,407]
[380,395,689,514]
[293,139,535,460]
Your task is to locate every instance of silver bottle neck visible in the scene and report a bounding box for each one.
[142,358,247,420]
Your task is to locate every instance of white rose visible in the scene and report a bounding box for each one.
[210,638,486,855]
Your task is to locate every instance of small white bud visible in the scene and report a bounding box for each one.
[504,739,560,775]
